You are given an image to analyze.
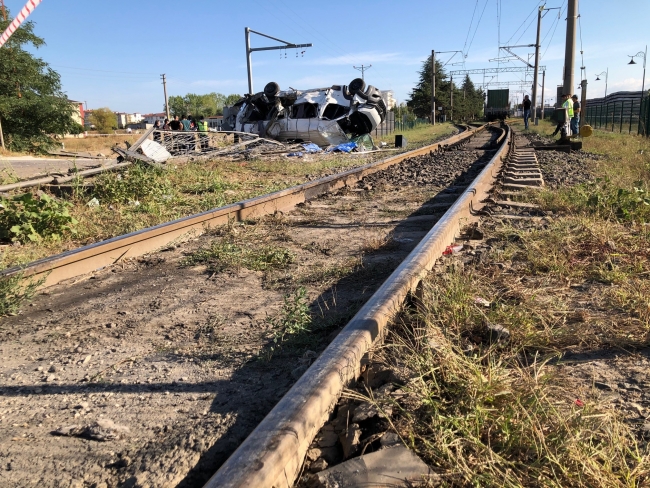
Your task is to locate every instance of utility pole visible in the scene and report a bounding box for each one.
[540,70,546,121]
[161,74,170,120]
[563,0,578,96]
[579,79,587,132]
[245,27,312,95]
[431,50,436,125]
[353,64,372,81]
[532,5,543,124]
[450,75,454,121]
[1,1,7,149]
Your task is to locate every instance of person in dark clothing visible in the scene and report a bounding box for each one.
[169,116,182,152]
[153,120,162,143]
[169,116,182,131]
[523,95,532,130]
[571,94,581,136]
[162,118,170,130]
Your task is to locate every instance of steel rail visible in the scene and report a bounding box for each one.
[1,125,486,288]
[204,124,510,488]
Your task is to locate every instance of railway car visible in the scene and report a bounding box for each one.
[485,89,510,122]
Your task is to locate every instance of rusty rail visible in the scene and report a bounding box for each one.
[204,124,510,488]
[1,125,485,288]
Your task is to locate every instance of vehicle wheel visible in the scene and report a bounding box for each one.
[348,78,366,94]
[264,82,280,97]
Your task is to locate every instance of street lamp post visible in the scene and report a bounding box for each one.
[595,69,608,99]
[628,46,647,135]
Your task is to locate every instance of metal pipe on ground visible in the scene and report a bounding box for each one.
[204,125,511,488]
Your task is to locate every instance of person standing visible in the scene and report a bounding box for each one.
[181,115,191,132]
[198,116,209,151]
[523,95,532,130]
[571,94,581,136]
[153,120,162,143]
[552,94,572,138]
[169,116,182,152]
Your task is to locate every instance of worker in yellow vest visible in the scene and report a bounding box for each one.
[198,116,209,151]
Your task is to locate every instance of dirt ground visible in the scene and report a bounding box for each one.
[0,130,499,487]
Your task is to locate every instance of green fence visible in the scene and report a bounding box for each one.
[394,117,429,131]
[585,96,650,136]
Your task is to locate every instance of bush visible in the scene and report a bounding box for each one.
[0,192,78,243]
[0,272,45,316]
[92,163,174,205]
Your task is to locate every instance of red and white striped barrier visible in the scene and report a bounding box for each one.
[0,0,44,48]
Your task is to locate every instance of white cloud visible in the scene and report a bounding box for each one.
[608,77,645,91]
[307,51,403,66]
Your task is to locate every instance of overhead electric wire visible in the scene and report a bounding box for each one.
[249,0,392,89]
[270,0,394,89]
[466,0,490,57]
[49,65,158,76]
[541,0,567,60]
[462,0,480,55]
[504,1,544,45]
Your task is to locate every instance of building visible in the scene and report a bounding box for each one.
[115,112,143,129]
[207,115,223,130]
[143,113,166,125]
[67,99,85,127]
[380,90,396,110]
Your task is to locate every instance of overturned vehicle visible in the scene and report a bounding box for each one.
[222,78,387,147]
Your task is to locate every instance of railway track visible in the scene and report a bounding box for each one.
[0,125,513,487]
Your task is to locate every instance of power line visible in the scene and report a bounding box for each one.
[505,1,544,45]
[462,0,480,54]
[541,0,567,60]
[466,0,490,57]
[49,65,158,76]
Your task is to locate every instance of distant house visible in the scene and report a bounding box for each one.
[380,91,396,110]
[208,115,223,130]
[67,99,85,127]
[115,112,143,129]
[143,113,166,125]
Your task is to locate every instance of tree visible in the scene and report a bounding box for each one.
[406,55,451,120]
[166,92,243,118]
[0,11,78,152]
[406,55,485,121]
[89,108,117,134]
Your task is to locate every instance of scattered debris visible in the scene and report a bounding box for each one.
[312,445,435,488]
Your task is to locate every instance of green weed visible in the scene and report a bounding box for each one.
[182,240,294,273]
[268,287,312,343]
[0,192,78,243]
[92,163,174,205]
[0,272,46,316]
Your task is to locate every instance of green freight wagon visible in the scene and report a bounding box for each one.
[485,89,510,122]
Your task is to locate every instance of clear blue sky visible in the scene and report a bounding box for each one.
[5,0,649,112]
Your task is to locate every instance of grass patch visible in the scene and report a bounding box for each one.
[182,240,294,273]
[377,269,650,486]
[0,272,46,317]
